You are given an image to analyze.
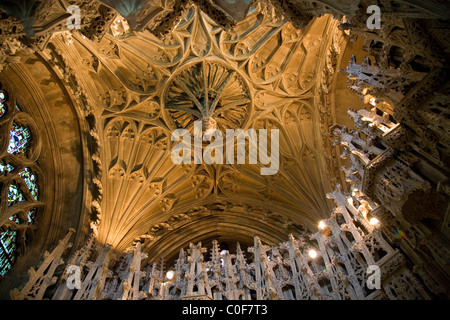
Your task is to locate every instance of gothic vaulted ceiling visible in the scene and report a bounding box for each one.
[46,3,347,259]
[2,0,351,261]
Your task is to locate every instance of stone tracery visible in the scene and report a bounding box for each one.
[0,86,43,278]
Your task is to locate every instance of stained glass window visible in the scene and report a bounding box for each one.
[0,107,40,280]
[7,122,31,155]
[0,90,6,118]
[19,168,39,200]
[9,214,21,225]
[8,181,26,206]
[0,230,17,280]
[27,208,37,224]
[0,160,14,175]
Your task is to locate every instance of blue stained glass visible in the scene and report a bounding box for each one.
[1,94,40,280]
[6,169,38,226]
[9,214,20,224]
[18,168,38,200]
[7,122,31,155]
[0,230,17,280]
[0,90,6,118]
[27,208,37,224]
[1,171,39,279]
[18,168,39,226]
[0,161,14,175]
[8,182,25,207]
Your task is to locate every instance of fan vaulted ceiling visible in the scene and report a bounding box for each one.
[37,2,347,259]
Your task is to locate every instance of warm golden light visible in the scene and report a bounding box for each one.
[369,217,379,226]
[308,249,317,259]
[166,270,175,280]
[318,220,327,230]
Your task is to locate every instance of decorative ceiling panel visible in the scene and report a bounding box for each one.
[45,2,345,254]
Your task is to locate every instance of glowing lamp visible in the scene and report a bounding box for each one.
[318,220,327,230]
[369,217,379,226]
[166,270,175,280]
